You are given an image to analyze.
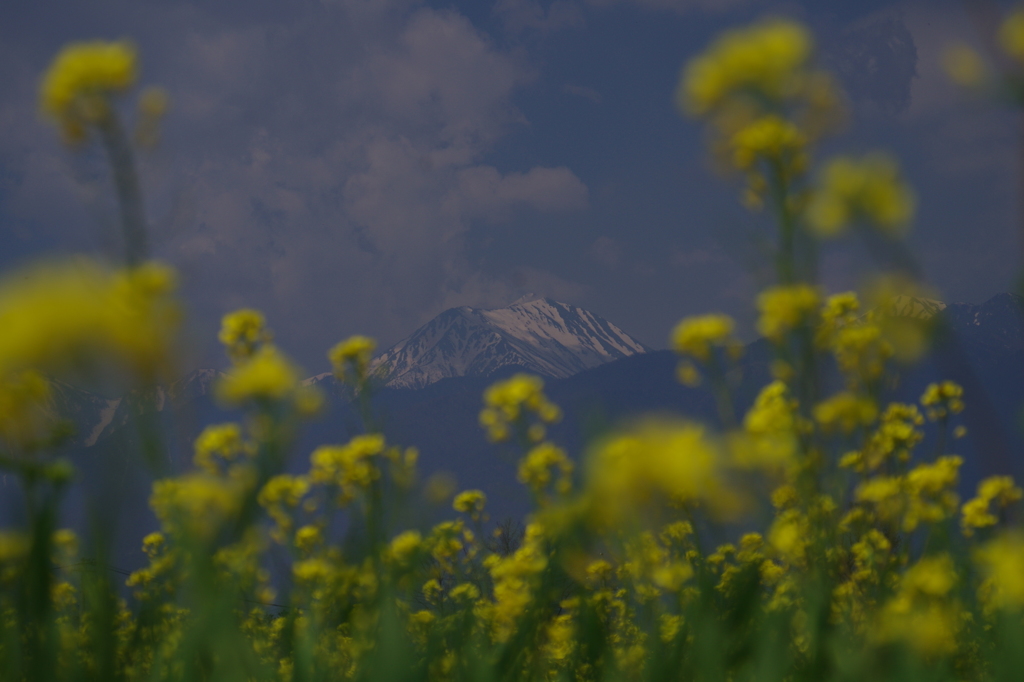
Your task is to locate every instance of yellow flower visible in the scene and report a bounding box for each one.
[0,258,180,384]
[676,361,702,387]
[768,508,808,564]
[829,321,893,387]
[962,476,1022,536]
[979,476,1024,506]
[875,554,961,656]
[453,489,487,516]
[670,313,736,362]
[258,474,310,541]
[292,557,332,584]
[813,392,878,434]
[329,335,377,384]
[218,309,272,363]
[479,374,561,443]
[141,531,165,558]
[450,582,481,602]
[518,443,574,498]
[962,496,998,534]
[151,471,251,540]
[943,43,987,88]
[309,434,385,503]
[0,532,30,563]
[730,115,806,172]
[488,522,549,642]
[756,284,821,342]
[975,532,1024,610]
[921,381,965,420]
[731,380,804,474]
[855,476,904,523]
[860,275,937,363]
[388,530,422,564]
[680,19,812,117]
[806,154,915,238]
[193,423,253,475]
[294,525,322,554]
[0,370,60,453]
[903,554,958,598]
[215,345,308,406]
[585,419,739,528]
[841,402,924,473]
[39,40,137,143]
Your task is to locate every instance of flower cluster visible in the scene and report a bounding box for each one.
[478,373,562,443]
[806,154,916,237]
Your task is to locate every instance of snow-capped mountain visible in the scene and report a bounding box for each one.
[373,294,652,389]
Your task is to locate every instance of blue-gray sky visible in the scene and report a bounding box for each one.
[1,0,1019,376]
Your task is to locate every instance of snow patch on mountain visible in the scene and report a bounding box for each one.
[85,398,121,447]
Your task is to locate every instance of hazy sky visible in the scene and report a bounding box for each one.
[1,0,1019,376]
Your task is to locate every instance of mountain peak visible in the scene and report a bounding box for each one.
[374,297,650,389]
[508,292,547,307]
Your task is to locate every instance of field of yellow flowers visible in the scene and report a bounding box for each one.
[3,11,1024,682]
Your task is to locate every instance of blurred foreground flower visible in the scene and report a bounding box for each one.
[585,419,741,529]
[0,258,180,384]
[806,154,915,238]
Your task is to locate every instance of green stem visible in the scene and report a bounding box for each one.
[768,159,796,285]
[96,108,148,268]
[706,353,737,430]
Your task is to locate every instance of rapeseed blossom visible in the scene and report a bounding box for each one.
[39,40,137,143]
[218,309,272,363]
[452,489,487,519]
[670,313,738,362]
[943,43,987,88]
[680,19,812,118]
[193,422,253,475]
[962,476,1023,535]
[309,434,385,505]
[730,380,804,474]
[216,345,301,404]
[0,258,180,383]
[0,370,60,454]
[921,380,965,421]
[839,403,924,472]
[329,335,377,384]
[479,373,561,443]
[876,554,962,656]
[813,391,878,434]
[730,115,807,173]
[806,154,915,237]
[517,442,574,498]
[585,419,738,528]
[150,471,252,540]
[756,284,821,342]
[975,532,1024,610]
